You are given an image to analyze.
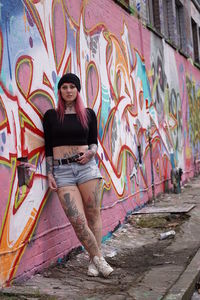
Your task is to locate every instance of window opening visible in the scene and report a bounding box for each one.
[191,18,199,63]
[148,0,161,32]
[175,0,183,49]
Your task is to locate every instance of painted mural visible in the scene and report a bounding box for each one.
[0,0,199,286]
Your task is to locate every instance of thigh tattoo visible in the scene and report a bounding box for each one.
[93,179,102,206]
[64,193,79,218]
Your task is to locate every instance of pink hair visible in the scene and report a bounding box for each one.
[57,90,88,129]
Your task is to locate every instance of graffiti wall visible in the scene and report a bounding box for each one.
[0,0,199,286]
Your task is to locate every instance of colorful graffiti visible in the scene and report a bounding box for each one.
[150,36,184,168]
[186,75,200,159]
[0,0,199,286]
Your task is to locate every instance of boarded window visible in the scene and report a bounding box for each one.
[191,18,199,63]
[175,0,184,49]
[148,0,161,32]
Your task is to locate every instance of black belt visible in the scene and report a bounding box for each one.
[54,153,83,166]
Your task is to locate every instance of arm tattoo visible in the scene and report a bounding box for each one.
[86,144,98,159]
[46,156,53,174]
[89,144,97,155]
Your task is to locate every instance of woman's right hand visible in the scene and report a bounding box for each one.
[47,173,57,191]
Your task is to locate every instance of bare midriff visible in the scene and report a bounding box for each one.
[53,145,89,159]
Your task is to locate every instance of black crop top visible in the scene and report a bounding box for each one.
[43,108,98,157]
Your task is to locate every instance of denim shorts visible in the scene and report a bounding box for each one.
[53,157,102,187]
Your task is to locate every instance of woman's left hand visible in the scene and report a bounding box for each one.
[77,150,94,164]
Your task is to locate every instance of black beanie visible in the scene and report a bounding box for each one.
[58,73,81,91]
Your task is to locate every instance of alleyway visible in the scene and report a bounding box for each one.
[1,175,200,299]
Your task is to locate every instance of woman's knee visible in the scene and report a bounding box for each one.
[86,206,100,221]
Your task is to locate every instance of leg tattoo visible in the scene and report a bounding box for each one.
[63,193,99,256]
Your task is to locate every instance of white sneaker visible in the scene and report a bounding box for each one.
[87,260,99,277]
[93,256,114,278]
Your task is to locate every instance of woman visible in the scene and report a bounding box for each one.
[43,73,113,278]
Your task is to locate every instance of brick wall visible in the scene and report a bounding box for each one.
[0,0,200,286]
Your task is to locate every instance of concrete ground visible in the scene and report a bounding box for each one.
[1,175,200,300]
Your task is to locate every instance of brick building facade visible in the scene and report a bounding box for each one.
[0,0,200,286]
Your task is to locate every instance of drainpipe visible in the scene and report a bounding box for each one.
[147,128,155,203]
